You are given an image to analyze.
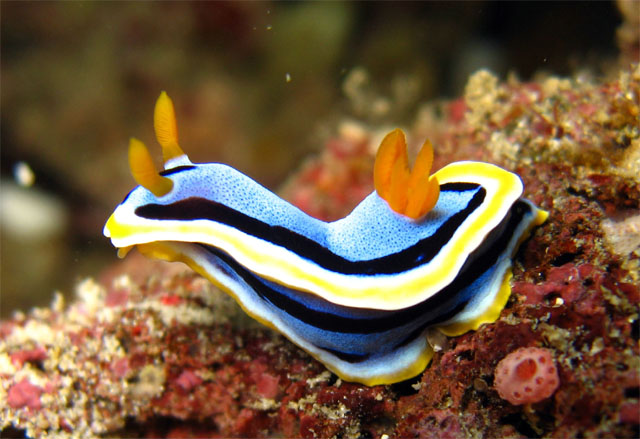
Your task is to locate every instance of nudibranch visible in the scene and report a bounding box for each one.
[104,92,548,386]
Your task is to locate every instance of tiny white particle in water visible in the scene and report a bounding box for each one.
[285,73,292,83]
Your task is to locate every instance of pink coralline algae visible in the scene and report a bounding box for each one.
[494,347,559,405]
[9,346,47,368]
[175,370,203,392]
[7,379,43,410]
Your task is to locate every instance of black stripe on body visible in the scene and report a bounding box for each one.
[159,165,196,176]
[135,183,485,275]
[319,347,371,363]
[200,200,530,335]
[191,201,531,364]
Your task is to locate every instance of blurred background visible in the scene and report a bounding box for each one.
[0,2,626,316]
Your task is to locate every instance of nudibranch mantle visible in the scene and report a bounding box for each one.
[104,92,548,386]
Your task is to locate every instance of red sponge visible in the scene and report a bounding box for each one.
[494,347,559,405]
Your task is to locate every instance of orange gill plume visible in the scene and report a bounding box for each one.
[374,129,440,220]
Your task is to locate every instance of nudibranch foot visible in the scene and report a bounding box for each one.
[104,93,548,385]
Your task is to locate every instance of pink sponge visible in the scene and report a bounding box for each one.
[494,347,559,405]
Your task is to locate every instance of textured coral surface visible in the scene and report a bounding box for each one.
[1,65,639,438]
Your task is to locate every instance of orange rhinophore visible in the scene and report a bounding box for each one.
[128,137,173,197]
